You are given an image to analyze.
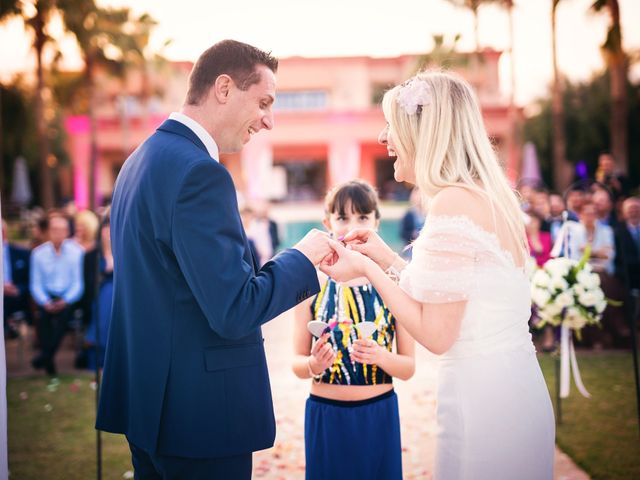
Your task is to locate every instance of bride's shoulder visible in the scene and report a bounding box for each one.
[430,186,487,218]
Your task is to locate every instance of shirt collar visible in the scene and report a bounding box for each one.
[169,112,219,162]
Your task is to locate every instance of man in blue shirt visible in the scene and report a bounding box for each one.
[30,212,84,375]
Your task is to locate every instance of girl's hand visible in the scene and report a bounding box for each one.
[310,333,335,374]
[341,228,398,270]
[319,240,371,283]
[351,338,388,365]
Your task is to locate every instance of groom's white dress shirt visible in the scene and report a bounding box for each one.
[169,112,219,162]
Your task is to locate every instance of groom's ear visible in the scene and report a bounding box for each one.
[212,74,233,104]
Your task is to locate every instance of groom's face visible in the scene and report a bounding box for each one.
[219,64,276,153]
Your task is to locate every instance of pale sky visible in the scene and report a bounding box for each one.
[1,0,639,106]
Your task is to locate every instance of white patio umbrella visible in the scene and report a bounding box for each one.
[10,156,32,207]
[520,142,542,185]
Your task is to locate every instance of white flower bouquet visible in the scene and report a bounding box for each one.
[530,248,607,337]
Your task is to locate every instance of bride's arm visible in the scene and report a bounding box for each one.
[322,247,464,355]
[324,188,481,355]
[362,257,465,355]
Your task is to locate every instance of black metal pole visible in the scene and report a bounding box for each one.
[93,214,107,480]
[555,346,562,425]
[628,288,640,436]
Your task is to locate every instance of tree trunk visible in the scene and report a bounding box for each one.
[87,55,98,212]
[551,0,572,191]
[506,1,520,182]
[34,5,54,210]
[607,0,628,174]
[473,8,480,53]
[0,87,4,198]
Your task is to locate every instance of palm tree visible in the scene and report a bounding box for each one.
[0,1,21,195]
[445,0,506,52]
[118,12,167,128]
[58,0,130,210]
[591,0,628,174]
[502,0,521,180]
[1,0,56,208]
[551,0,572,191]
[416,34,469,71]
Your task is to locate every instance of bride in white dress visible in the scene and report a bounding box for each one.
[321,71,555,479]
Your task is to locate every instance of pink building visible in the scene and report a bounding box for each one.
[65,49,521,208]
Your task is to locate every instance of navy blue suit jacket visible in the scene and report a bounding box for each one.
[96,119,319,458]
[8,245,30,295]
[4,245,31,319]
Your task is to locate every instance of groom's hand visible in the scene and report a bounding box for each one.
[293,229,333,266]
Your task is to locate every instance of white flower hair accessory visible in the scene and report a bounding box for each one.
[396,77,432,116]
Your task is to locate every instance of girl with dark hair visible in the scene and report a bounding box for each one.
[292,180,415,480]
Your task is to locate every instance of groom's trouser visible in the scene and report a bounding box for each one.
[128,441,252,479]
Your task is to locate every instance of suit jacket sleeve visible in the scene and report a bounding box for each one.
[172,160,319,339]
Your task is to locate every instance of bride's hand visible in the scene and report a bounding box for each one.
[341,228,398,270]
[319,239,371,283]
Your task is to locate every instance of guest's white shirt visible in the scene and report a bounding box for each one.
[572,223,615,274]
[30,239,84,305]
[169,112,219,162]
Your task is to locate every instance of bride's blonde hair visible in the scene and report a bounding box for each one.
[382,70,527,256]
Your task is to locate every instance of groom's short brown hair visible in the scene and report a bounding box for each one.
[186,39,278,105]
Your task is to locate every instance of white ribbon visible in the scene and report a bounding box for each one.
[550,219,581,259]
[559,324,591,398]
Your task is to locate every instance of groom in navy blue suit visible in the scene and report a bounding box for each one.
[96,40,331,479]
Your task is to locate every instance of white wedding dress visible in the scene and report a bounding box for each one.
[400,214,555,480]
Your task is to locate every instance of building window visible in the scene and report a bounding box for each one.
[274,91,327,111]
[273,159,327,201]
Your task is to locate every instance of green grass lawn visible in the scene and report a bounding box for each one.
[7,352,640,479]
[7,375,131,480]
[539,351,640,480]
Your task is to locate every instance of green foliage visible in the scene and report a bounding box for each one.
[523,73,640,189]
[416,34,469,71]
[0,80,68,204]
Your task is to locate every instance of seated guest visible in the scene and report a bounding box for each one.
[73,210,100,328]
[595,152,628,200]
[615,197,640,290]
[400,188,426,253]
[592,187,618,228]
[3,220,31,338]
[80,219,113,371]
[574,202,615,274]
[30,212,84,375]
[566,187,588,220]
[574,202,618,348]
[548,193,567,241]
[525,212,552,267]
[29,216,49,250]
[530,189,552,231]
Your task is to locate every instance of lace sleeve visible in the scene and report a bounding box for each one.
[399,216,491,304]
